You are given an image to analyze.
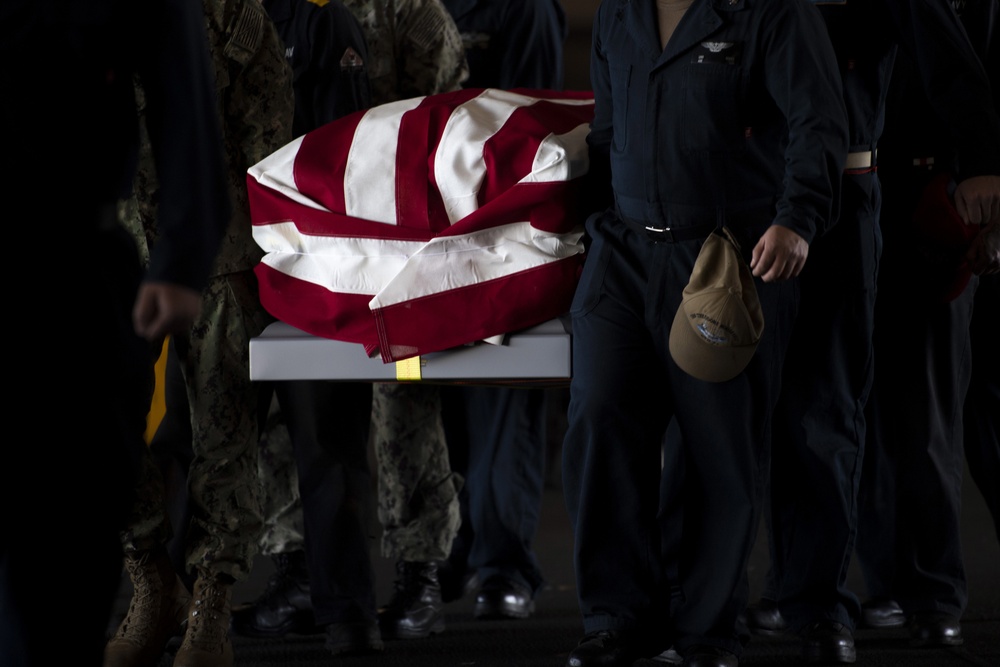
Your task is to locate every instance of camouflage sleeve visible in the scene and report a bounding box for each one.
[209,0,295,275]
[394,0,468,98]
[222,0,295,169]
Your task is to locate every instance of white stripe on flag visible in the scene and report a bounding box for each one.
[246,136,328,212]
[435,90,522,223]
[527,124,592,183]
[344,97,424,223]
[253,221,427,295]
[369,220,584,309]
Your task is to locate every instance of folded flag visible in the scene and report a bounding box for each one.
[248,87,595,362]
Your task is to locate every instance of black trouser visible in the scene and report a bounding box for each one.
[964,274,1000,543]
[3,225,148,666]
[856,168,973,618]
[762,172,881,632]
[441,386,547,595]
[562,213,795,656]
[277,380,376,624]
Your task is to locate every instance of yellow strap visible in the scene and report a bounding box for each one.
[395,356,422,381]
[145,335,170,444]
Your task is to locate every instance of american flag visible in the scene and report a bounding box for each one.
[248,87,595,363]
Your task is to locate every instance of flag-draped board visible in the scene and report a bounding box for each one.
[248,87,596,363]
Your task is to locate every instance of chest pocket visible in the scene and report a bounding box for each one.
[610,64,631,151]
[681,41,748,153]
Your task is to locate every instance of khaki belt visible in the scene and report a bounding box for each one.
[844,150,875,171]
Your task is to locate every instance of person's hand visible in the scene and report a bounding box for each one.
[954,175,1000,226]
[750,225,809,282]
[966,220,1000,275]
[132,281,203,342]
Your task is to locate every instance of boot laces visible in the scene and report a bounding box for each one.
[116,552,162,640]
[186,579,229,649]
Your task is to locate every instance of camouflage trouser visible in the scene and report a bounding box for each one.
[372,383,462,562]
[121,270,271,581]
[256,392,306,555]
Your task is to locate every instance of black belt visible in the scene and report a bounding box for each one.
[620,216,718,243]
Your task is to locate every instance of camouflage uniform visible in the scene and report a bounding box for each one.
[344,0,468,104]
[256,0,469,563]
[351,0,468,563]
[121,0,294,580]
[256,393,304,555]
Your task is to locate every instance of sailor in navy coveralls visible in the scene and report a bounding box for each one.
[560,1,848,665]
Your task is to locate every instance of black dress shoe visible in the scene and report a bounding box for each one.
[377,560,446,639]
[681,645,738,667]
[744,598,787,636]
[230,551,320,637]
[566,630,635,667]
[324,620,384,656]
[909,612,963,647]
[799,621,856,664]
[860,598,905,629]
[473,576,535,619]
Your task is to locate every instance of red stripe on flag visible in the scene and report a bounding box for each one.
[481,100,595,205]
[395,89,482,232]
[254,263,379,348]
[293,109,366,217]
[248,175,434,242]
[439,180,586,238]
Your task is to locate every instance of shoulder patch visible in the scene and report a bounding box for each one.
[224,0,267,66]
[340,46,365,70]
[408,4,449,52]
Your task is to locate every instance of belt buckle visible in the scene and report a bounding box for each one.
[644,225,674,243]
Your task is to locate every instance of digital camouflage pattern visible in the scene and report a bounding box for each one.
[256,394,305,555]
[256,0,468,560]
[120,0,294,580]
[373,383,463,561]
[343,0,468,104]
[342,0,468,563]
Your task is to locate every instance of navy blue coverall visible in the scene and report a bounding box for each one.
[263,0,377,629]
[561,0,847,656]
[265,0,372,137]
[438,0,569,602]
[856,0,1000,624]
[762,0,896,633]
[442,0,568,90]
[764,0,1000,634]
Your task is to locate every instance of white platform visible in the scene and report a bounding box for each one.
[249,318,572,383]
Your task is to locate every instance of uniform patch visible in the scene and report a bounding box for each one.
[409,4,450,53]
[224,0,266,66]
[691,41,742,65]
[340,46,364,70]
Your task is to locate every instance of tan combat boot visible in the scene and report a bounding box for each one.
[172,568,234,667]
[104,550,190,667]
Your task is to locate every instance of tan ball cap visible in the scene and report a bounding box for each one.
[668,227,765,382]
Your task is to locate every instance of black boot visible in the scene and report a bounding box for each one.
[230,550,319,637]
[377,561,446,639]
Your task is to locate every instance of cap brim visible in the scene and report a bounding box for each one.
[669,305,758,383]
